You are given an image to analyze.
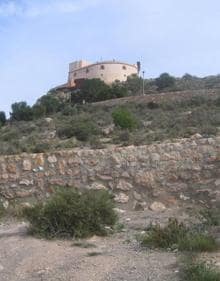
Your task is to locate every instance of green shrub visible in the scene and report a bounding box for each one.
[178,234,218,252]
[57,119,99,141]
[182,261,220,281]
[141,218,187,249]
[112,107,138,130]
[215,97,220,107]
[200,207,220,226]
[140,218,218,252]
[33,142,51,153]
[38,94,62,115]
[0,201,5,218]
[147,101,159,109]
[22,188,117,239]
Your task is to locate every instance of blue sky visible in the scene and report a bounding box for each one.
[1,0,220,114]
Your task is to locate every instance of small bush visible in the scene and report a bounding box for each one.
[22,188,117,239]
[140,218,218,252]
[178,234,218,252]
[200,207,220,226]
[0,201,5,218]
[182,260,220,281]
[147,102,159,109]
[112,107,138,130]
[57,120,98,141]
[215,97,220,107]
[141,218,186,249]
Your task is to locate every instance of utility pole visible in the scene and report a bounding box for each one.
[142,71,145,96]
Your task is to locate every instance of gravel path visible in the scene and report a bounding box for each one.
[0,210,181,281]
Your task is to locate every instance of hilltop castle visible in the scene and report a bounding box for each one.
[68,60,139,87]
[55,59,140,90]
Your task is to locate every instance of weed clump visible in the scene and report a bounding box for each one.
[140,218,218,252]
[182,260,220,281]
[199,207,220,227]
[22,188,117,239]
[0,201,5,218]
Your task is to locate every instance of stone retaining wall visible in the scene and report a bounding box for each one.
[0,135,220,210]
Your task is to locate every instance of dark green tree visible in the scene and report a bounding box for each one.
[38,95,62,114]
[10,102,33,121]
[0,111,6,126]
[124,74,142,95]
[81,79,111,102]
[111,82,128,98]
[156,73,175,90]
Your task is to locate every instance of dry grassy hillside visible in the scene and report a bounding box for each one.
[0,89,220,155]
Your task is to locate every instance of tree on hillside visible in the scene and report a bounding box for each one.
[81,79,111,102]
[38,94,62,114]
[110,82,128,98]
[155,73,175,90]
[10,102,33,121]
[71,79,111,103]
[0,111,6,126]
[124,74,142,95]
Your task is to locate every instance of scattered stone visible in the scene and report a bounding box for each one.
[45,117,53,124]
[149,201,166,212]
[215,179,220,186]
[133,201,146,211]
[89,183,107,190]
[20,202,32,209]
[19,179,34,186]
[180,193,190,201]
[117,180,132,191]
[133,191,142,201]
[114,208,126,214]
[7,163,17,174]
[48,155,57,164]
[191,133,202,139]
[23,159,32,171]
[114,193,129,204]
[102,125,114,136]
[3,200,9,209]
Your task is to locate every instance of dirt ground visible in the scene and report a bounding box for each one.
[0,208,194,281]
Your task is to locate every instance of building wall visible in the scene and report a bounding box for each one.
[68,61,138,86]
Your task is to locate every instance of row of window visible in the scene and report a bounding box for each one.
[73,65,127,77]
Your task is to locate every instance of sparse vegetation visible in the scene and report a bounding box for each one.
[0,201,5,218]
[22,188,117,239]
[181,259,220,281]
[72,241,97,248]
[199,207,220,226]
[140,218,218,252]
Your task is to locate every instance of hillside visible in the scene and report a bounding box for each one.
[0,88,220,156]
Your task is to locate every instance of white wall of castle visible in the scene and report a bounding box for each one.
[68,61,138,86]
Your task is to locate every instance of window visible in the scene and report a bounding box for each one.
[86,68,89,73]
[74,72,77,77]
[100,74,103,77]
[100,65,105,70]
[122,66,127,70]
